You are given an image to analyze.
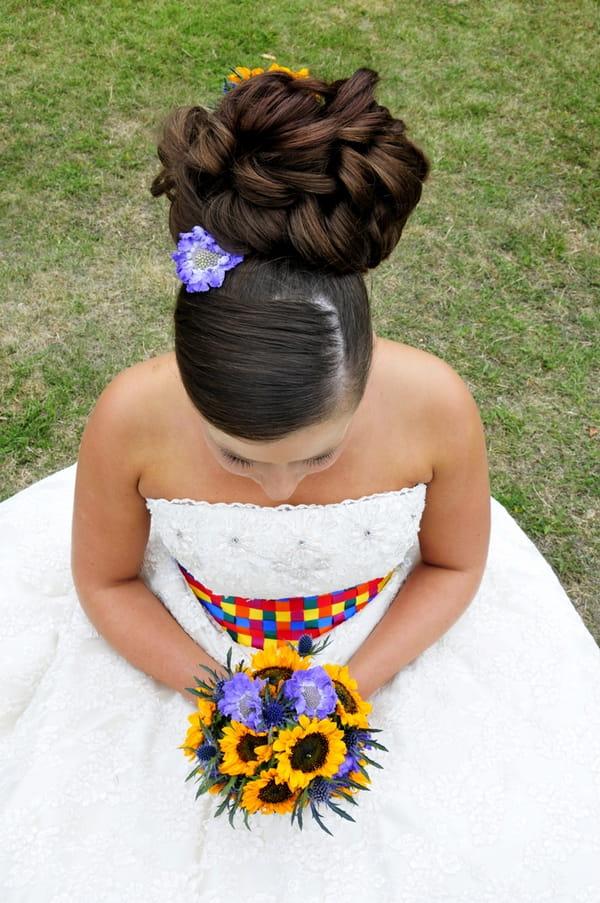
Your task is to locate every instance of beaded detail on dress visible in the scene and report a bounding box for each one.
[144,485,427,600]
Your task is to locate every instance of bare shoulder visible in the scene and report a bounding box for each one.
[93,353,176,414]
[373,337,479,425]
[78,353,181,481]
[87,353,177,431]
[372,339,489,551]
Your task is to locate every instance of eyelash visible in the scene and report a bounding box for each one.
[304,451,335,466]
[222,451,335,468]
[222,452,252,468]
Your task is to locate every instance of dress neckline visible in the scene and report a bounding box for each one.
[145,482,426,513]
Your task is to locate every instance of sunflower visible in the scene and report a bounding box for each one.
[219,722,272,777]
[195,697,216,727]
[181,713,205,761]
[339,764,371,795]
[241,768,299,815]
[227,63,310,85]
[323,663,371,728]
[250,645,309,687]
[272,715,347,790]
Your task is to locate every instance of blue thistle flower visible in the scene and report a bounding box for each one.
[213,678,226,701]
[196,743,217,762]
[263,700,286,729]
[308,777,332,803]
[297,634,314,656]
[344,727,372,754]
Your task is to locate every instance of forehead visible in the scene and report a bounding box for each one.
[204,414,353,464]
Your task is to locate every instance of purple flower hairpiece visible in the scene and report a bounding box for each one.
[172,226,244,293]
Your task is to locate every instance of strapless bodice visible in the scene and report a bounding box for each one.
[144,484,427,600]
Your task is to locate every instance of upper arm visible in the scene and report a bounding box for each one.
[417,362,490,576]
[71,369,152,599]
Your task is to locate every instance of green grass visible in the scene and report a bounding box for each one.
[1,0,598,638]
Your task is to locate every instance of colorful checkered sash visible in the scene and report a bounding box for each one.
[177,562,393,650]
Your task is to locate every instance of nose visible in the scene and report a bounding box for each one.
[258,467,304,501]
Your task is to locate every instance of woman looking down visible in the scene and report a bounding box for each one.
[1,67,598,902]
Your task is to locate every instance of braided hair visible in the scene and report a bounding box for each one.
[151,68,429,440]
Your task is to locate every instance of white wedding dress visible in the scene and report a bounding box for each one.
[1,464,599,903]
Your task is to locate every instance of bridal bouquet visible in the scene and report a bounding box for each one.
[182,636,386,834]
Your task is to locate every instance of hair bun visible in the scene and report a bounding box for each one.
[152,68,429,273]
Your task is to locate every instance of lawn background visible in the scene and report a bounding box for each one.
[1,0,598,638]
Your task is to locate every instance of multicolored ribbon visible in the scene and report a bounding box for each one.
[178,562,392,650]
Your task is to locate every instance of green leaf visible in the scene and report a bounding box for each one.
[309,802,334,836]
[326,800,356,822]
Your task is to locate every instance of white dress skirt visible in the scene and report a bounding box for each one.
[1,464,599,903]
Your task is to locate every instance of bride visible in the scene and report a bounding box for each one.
[1,66,599,902]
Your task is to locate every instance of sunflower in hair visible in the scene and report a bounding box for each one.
[226,63,310,86]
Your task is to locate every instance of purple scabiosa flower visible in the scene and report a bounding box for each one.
[283,666,337,719]
[218,672,265,730]
[336,751,361,777]
[172,226,243,293]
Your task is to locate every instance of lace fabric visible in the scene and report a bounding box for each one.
[144,483,426,598]
[1,465,600,902]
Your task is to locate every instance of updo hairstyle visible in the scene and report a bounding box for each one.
[151,68,429,440]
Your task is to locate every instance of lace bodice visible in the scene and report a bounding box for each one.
[145,484,427,599]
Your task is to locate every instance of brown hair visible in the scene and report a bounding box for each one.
[151,68,429,439]
[173,258,371,440]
